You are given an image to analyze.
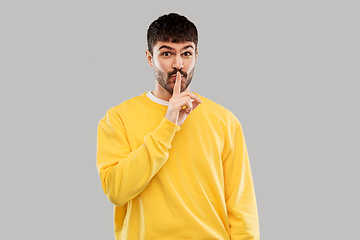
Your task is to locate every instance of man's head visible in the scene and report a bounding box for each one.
[146,13,199,95]
[147,13,198,55]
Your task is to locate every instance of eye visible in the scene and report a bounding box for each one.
[162,52,171,57]
[183,52,192,57]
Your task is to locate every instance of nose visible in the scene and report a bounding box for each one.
[172,54,183,70]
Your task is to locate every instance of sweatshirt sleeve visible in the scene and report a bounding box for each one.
[222,124,260,240]
[96,108,180,207]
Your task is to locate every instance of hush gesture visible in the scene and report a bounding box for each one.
[165,71,202,126]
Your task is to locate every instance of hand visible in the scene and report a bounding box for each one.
[165,71,202,126]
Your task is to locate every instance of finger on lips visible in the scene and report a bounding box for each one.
[171,71,201,112]
[173,71,182,95]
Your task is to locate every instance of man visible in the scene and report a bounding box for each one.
[97,13,260,240]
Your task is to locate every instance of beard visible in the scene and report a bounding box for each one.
[153,65,195,94]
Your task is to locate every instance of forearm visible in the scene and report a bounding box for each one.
[224,126,260,239]
[227,176,260,240]
[97,116,180,207]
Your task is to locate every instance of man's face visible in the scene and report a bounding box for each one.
[147,41,198,94]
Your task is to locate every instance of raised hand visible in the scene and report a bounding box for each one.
[165,71,202,126]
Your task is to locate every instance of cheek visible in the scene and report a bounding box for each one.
[185,59,196,72]
[154,58,169,72]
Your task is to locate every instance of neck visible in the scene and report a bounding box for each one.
[151,88,172,101]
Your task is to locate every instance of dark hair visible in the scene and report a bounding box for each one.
[147,13,198,55]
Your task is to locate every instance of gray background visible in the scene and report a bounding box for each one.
[0,0,355,239]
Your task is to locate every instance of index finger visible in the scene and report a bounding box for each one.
[172,71,181,96]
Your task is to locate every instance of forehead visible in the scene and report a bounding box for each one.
[153,41,196,51]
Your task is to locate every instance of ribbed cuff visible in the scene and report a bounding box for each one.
[151,117,181,147]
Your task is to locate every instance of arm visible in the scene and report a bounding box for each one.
[96,109,180,207]
[223,124,260,240]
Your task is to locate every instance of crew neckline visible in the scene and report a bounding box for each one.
[146,91,169,106]
[140,92,168,111]
[140,91,201,112]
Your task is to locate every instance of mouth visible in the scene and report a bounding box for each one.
[171,74,185,82]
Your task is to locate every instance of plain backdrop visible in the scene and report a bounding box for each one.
[0,0,355,239]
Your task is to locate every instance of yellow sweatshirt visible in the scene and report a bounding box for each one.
[97,92,259,240]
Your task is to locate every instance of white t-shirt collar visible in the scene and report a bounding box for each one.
[146,91,169,106]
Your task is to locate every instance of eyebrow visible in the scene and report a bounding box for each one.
[158,44,194,51]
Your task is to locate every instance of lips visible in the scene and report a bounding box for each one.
[171,74,185,81]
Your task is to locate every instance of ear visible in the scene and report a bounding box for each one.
[195,48,199,63]
[145,49,154,68]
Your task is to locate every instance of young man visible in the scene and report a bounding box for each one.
[97,13,260,240]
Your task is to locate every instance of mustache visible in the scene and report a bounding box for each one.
[167,69,187,79]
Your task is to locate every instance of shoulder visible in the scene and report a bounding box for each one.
[198,95,230,113]
[101,93,146,123]
[196,93,242,131]
[113,94,144,112]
